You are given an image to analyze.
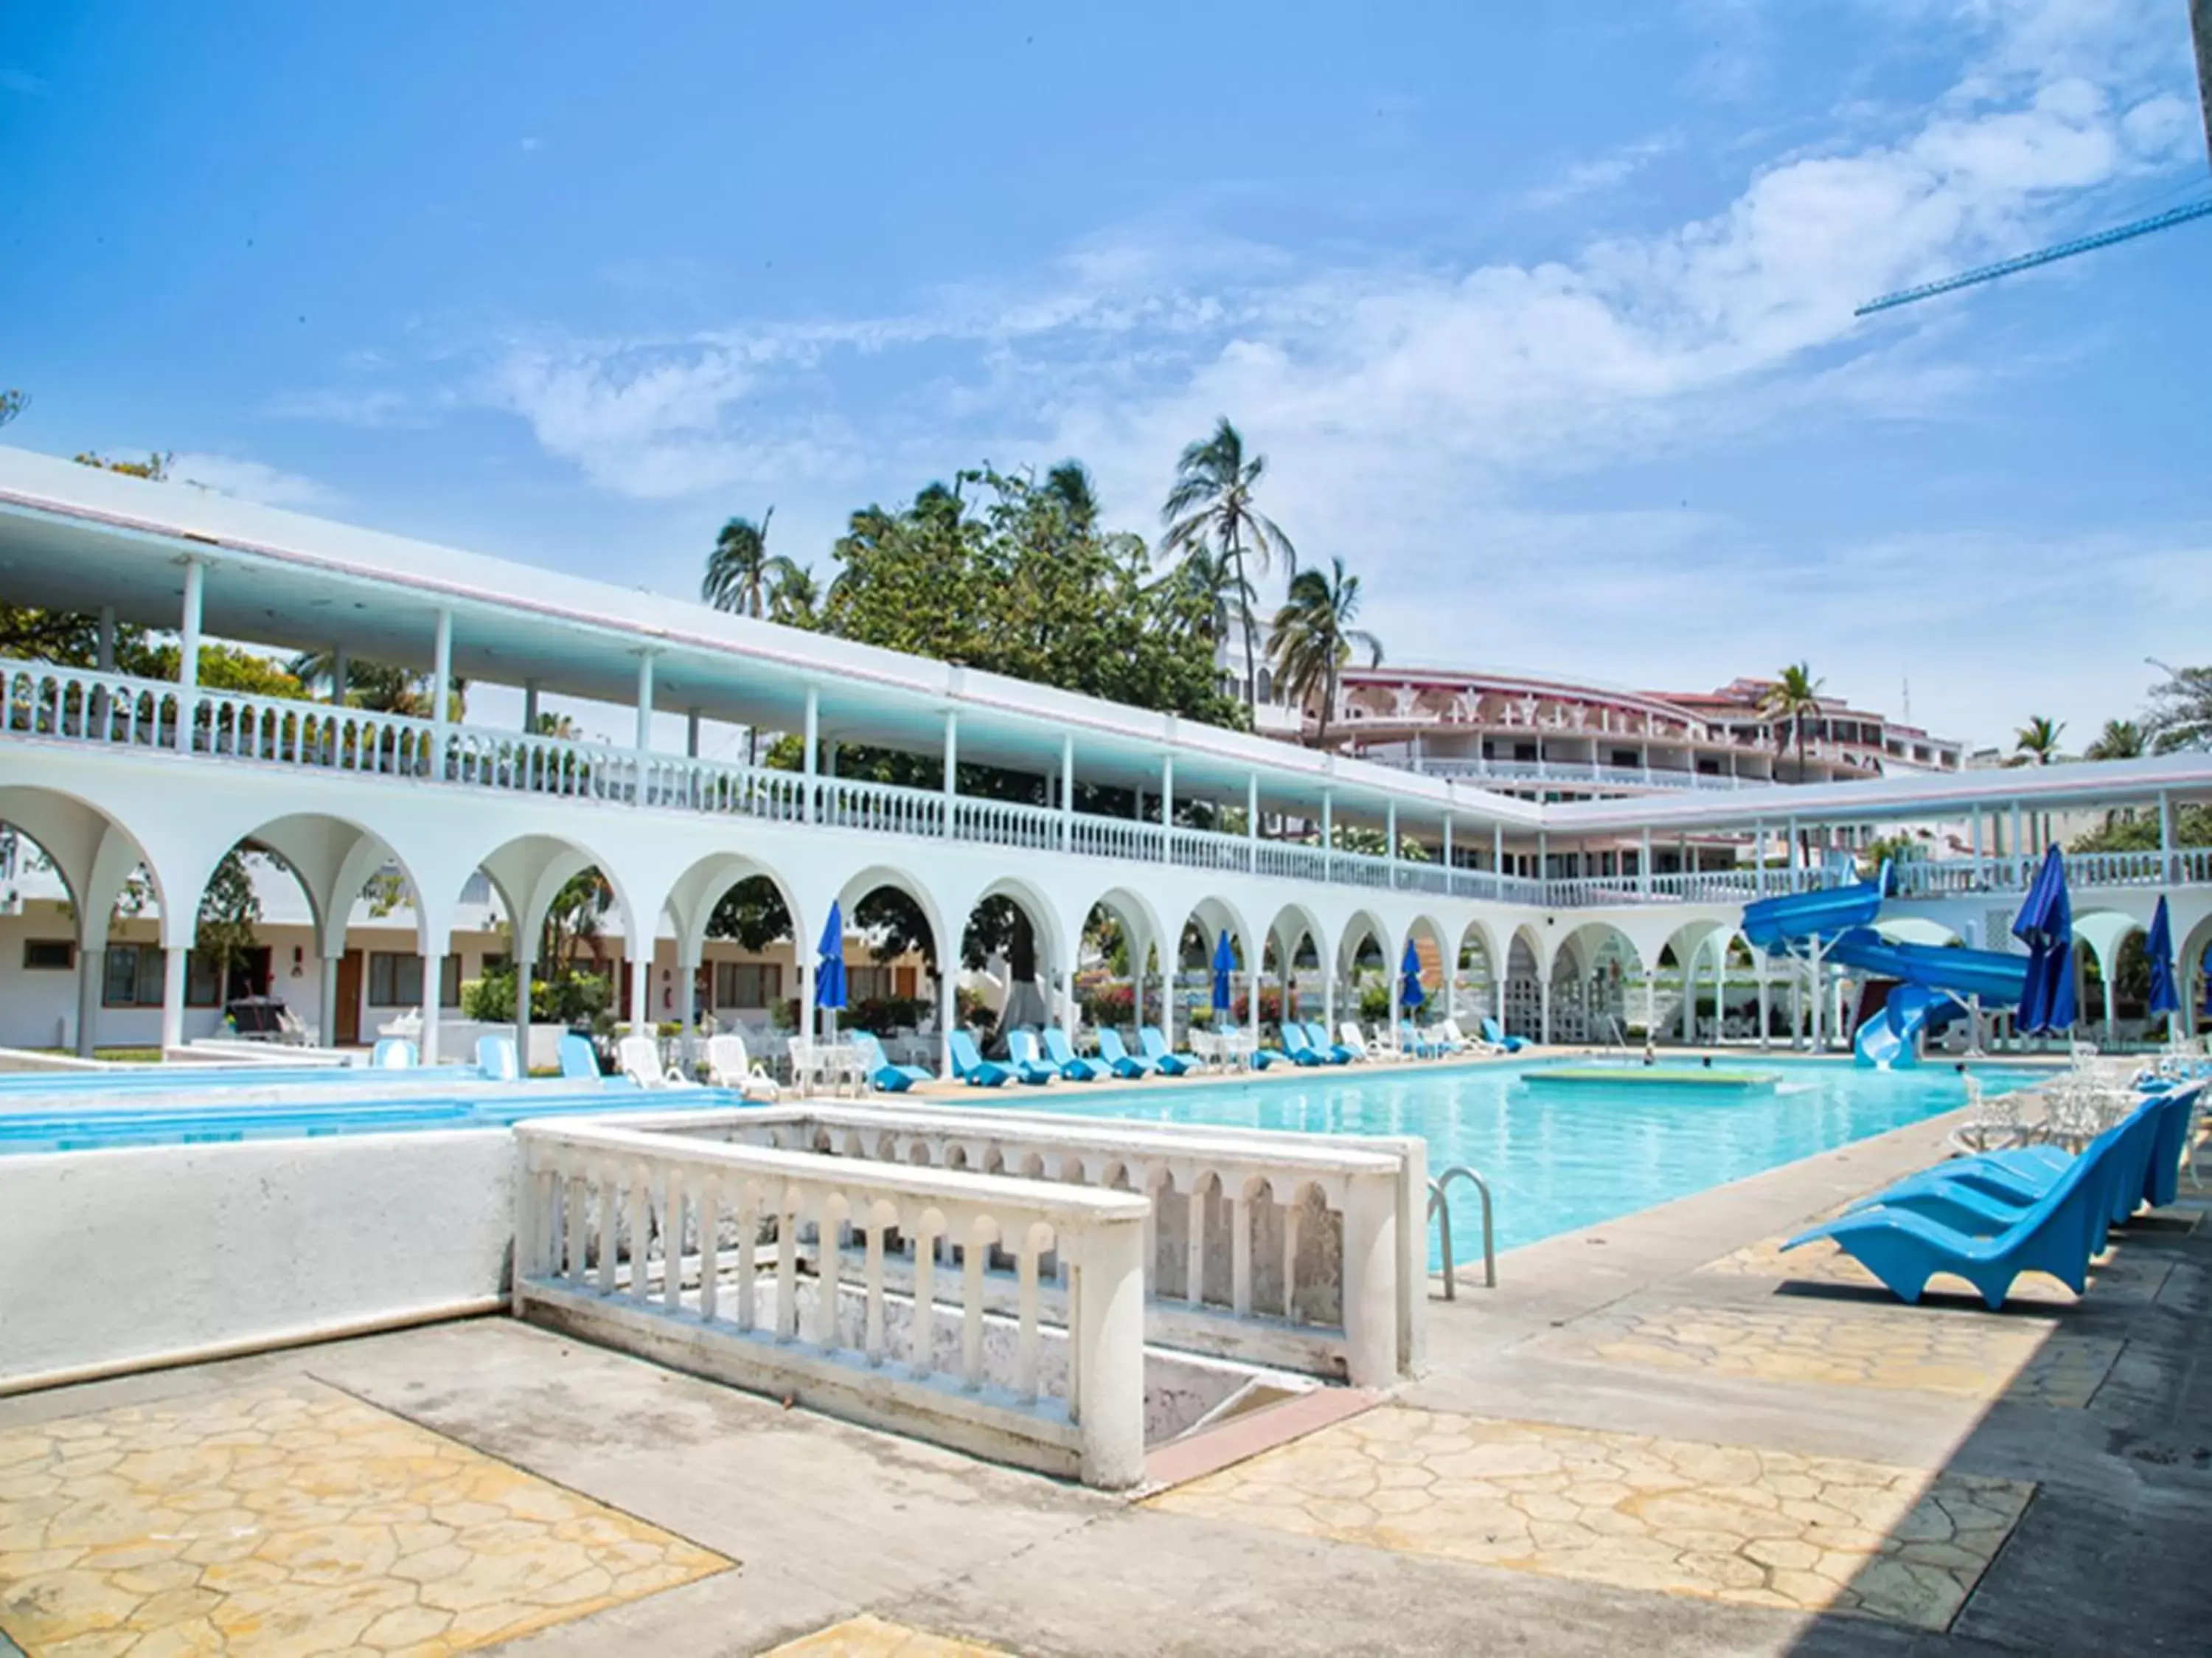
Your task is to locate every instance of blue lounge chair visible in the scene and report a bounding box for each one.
[1043,1027,1107,1081]
[1279,1024,1326,1066]
[852,1031,932,1093]
[1784,1107,2154,1308]
[476,1033,519,1081]
[1140,1027,1197,1076]
[557,1032,603,1082]
[1480,1016,1528,1054]
[1094,1027,1154,1078]
[1005,1030,1060,1086]
[1303,1021,1357,1064]
[947,1029,1011,1088]
[371,1037,418,1069]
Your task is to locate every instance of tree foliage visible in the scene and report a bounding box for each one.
[2144,662,2212,753]
[2084,718,2145,760]
[2010,715,2065,766]
[1161,417,1295,723]
[195,849,262,991]
[1268,556,1380,747]
[1756,664,1826,780]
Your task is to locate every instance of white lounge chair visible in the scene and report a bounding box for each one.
[617,1034,692,1089]
[704,1033,781,1101]
[1339,1020,1385,1061]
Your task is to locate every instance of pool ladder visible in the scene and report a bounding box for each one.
[1427,1165,1497,1297]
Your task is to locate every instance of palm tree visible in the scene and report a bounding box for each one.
[1157,544,1253,648]
[2012,715,2065,766]
[1268,558,1381,748]
[1043,460,1101,533]
[1757,664,1826,783]
[767,563,821,630]
[2083,718,2143,761]
[1161,417,1295,721]
[701,508,795,620]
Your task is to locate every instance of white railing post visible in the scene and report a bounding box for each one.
[1073,1208,1147,1489]
[1340,1170,1399,1390]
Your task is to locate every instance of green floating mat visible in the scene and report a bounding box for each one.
[1524,1065,1780,1091]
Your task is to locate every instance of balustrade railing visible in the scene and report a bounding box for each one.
[513,1115,1150,1488]
[7,653,2208,911]
[621,1103,1415,1388]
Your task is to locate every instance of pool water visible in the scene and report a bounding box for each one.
[995,1058,2048,1261]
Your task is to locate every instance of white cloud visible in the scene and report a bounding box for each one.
[170,454,338,510]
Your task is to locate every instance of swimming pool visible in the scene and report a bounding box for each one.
[991,1058,2048,1260]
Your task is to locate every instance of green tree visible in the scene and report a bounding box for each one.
[2144,660,2212,752]
[767,563,821,629]
[195,849,262,1002]
[1042,459,1101,533]
[702,507,794,619]
[2011,715,2065,766]
[1757,665,1826,782]
[1267,557,1380,748]
[2084,718,2145,760]
[0,389,25,428]
[1161,417,1295,722]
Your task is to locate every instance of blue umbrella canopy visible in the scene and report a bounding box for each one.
[815,901,848,1012]
[2011,845,2075,1035]
[1209,929,1235,1019]
[2146,895,2181,1020]
[1399,937,1427,1010]
[2202,946,2212,1021]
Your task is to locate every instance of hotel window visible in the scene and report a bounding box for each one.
[21,939,74,971]
[714,962,782,1007]
[101,945,219,1007]
[367,953,462,1007]
[847,965,894,1003]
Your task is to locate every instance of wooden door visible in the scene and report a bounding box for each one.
[334,949,363,1046]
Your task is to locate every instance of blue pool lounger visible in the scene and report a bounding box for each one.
[1004,1030,1060,1086]
[1480,1016,1528,1054]
[1304,1022,1357,1064]
[476,1033,520,1081]
[1782,1106,2156,1308]
[947,1030,1011,1088]
[1094,1028,1155,1078]
[1279,1024,1327,1066]
[852,1032,933,1093]
[1043,1027,1107,1081]
[1140,1027,1197,1076]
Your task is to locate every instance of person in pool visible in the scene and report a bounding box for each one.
[1641,1038,1656,1067]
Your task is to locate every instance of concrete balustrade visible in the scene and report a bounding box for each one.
[512,1115,1152,1488]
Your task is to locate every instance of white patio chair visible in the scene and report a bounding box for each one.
[704,1033,781,1101]
[616,1033,692,1089]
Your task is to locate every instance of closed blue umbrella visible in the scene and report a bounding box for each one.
[2201,946,2212,1021]
[1210,929,1235,1024]
[2011,844,2075,1035]
[2146,895,2181,1024]
[1399,937,1427,1012]
[815,901,847,1041]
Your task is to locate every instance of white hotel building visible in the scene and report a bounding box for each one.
[2,443,2210,1067]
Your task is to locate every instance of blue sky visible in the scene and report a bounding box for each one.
[3,0,2208,752]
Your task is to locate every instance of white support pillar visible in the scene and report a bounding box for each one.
[159,942,187,1053]
[1061,734,1075,852]
[175,558,205,750]
[940,708,957,831]
[628,945,652,1039]
[686,707,701,760]
[96,606,116,673]
[1161,755,1175,844]
[938,971,956,1080]
[1680,942,1697,1044]
[1757,953,1772,1051]
[523,678,539,731]
[1441,813,1453,875]
[75,945,103,1059]
[803,685,821,825]
[1538,974,1552,1047]
[430,607,453,772]
[1492,823,1503,883]
[1537,833,1548,885]
[513,951,533,1075]
[1386,802,1398,881]
[633,652,656,753]
[1969,807,1981,884]
[318,952,339,1050]
[2010,800,2024,872]
[1640,827,1652,897]
[420,946,442,1065]
[2159,789,2175,884]
[1321,791,1334,879]
[1248,774,1261,863]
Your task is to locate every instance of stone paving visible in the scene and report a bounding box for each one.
[1144,1406,2035,1631]
[0,1380,727,1656]
[760,1617,1012,1657]
[1535,1300,2125,1406]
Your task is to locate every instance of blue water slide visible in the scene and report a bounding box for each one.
[1741,874,2027,1069]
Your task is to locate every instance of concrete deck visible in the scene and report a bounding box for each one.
[3,1109,2207,1656]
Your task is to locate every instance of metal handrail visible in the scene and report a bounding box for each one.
[1428,1164,1496,1297]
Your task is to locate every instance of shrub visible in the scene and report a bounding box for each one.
[846,995,931,1033]
[459,965,610,1025]
[1357,983,1391,1025]
[1079,984,1135,1028]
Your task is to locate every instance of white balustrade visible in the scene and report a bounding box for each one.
[1169,827,1253,874]
[513,1114,1150,1488]
[633,1102,1421,1388]
[818,774,944,837]
[951,796,1061,852]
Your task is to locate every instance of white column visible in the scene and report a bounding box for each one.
[159,941,187,1052]
[1160,754,1175,842]
[1492,822,1503,884]
[941,708,957,832]
[686,707,701,760]
[1640,827,1652,897]
[175,558,205,749]
[1385,802,1398,881]
[1537,833,1548,885]
[2160,789,2175,884]
[1968,807,1981,884]
[2010,800,2024,872]
[523,678,539,731]
[803,685,820,825]
[628,945,651,1036]
[632,654,656,752]
[430,608,453,772]
[420,946,442,1064]
[1441,813,1453,874]
[1061,733,1075,852]
[939,970,956,1080]
[1321,791,1334,880]
[1538,974,1552,1046]
[1248,774,1261,862]
[318,952,339,1049]
[1071,1213,1148,1489]
[96,606,115,673]
[513,951,533,1074]
[1681,941,1696,1043]
[1339,1172,1399,1390]
[75,945,102,1058]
